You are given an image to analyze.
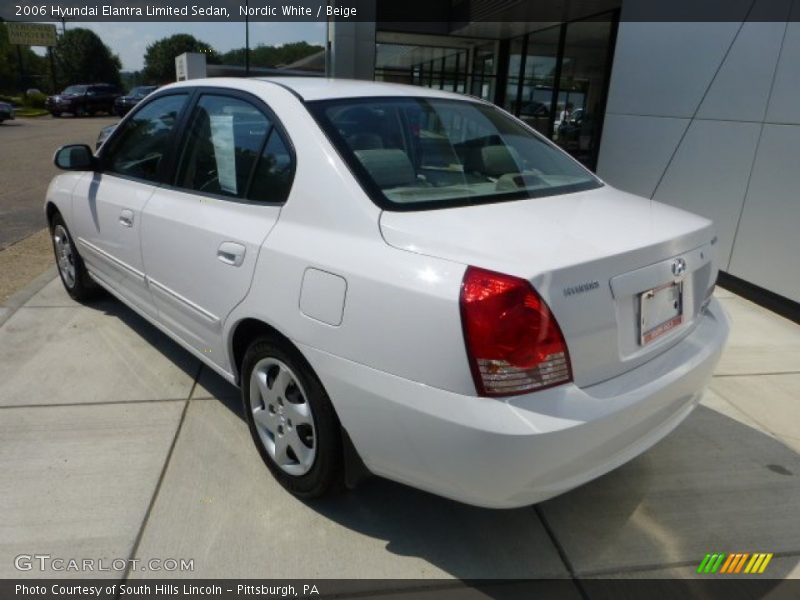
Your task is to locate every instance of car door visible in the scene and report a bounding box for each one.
[69,92,190,319]
[140,91,295,372]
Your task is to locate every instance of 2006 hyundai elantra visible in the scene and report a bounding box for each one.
[46,78,729,508]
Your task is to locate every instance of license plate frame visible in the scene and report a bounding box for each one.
[639,281,684,346]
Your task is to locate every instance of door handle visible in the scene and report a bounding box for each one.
[217,242,246,267]
[119,209,134,228]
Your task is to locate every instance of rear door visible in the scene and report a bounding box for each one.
[140,90,295,372]
[69,92,190,318]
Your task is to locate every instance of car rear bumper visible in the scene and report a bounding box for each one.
[299,297,730,508]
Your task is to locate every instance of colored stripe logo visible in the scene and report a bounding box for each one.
[697,552,773,574]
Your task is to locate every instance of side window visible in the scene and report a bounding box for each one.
[248,128,294,204]
[176,95,273,200]
[104,94,188,183]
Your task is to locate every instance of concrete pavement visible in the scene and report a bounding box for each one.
[1,277,799,589]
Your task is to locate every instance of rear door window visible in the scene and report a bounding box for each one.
[174,94,294,203]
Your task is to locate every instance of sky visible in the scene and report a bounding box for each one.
[38,21,326,71]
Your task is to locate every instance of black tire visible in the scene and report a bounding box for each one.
[241,336,343,498]
[50,213,100,302]
[51,112,61,118]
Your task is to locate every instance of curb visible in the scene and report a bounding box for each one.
[0,266,58,328]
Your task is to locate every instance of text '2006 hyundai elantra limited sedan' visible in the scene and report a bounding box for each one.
[46,78,729,508]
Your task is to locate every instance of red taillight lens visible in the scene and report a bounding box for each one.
[460,266,572,397]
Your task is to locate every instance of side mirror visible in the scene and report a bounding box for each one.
[54,144,96,171]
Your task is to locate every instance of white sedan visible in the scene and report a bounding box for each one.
[45,78,729,508]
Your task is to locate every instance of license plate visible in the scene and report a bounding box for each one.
[639,281,683,345]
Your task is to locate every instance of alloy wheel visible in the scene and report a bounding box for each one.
[249,357,317,476]
[53,225,76,288]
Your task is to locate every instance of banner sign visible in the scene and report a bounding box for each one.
[6,22,58,47]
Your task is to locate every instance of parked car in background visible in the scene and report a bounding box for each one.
[44,78,729,508]
[0,101,14,123]
[114,85,158,116]
[46,84,121,117]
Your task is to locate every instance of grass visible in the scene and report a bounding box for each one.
[12,108,49,118]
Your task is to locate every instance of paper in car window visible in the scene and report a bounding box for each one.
[209,114,237,194]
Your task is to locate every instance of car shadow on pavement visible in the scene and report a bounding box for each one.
[197,358,800,584]
[94,298,800,585]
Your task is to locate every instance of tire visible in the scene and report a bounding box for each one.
[51,112,61,118]
[50,214,100,302]
[241,336,343,498]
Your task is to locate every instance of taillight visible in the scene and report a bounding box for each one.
[460,266,572,397]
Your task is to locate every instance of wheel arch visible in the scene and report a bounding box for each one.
[229,315,371,487]
[229,317,296,385]
[45,201,61,227]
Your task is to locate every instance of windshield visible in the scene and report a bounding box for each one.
[62,85,88,96]
[308,97,601,210]
[131,86,156,98]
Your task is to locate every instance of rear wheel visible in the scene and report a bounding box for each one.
[241,336,343,498]
[50,214,99,302]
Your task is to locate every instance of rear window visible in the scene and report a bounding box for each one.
[308,97,601,210]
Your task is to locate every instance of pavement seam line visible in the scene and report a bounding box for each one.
[534,505,591,600]
[0,397,189,410]
[117,362,203,589]
[713,370,800,378]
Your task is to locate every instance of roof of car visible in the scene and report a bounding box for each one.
[169,77,481,103]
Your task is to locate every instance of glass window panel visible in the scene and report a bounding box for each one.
[105,94,188,183]
[552,16,614,168]
[176,95,271,199]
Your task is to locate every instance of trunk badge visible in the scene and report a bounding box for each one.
[563,281,600,297]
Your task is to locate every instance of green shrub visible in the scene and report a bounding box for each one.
[24,91,47,109]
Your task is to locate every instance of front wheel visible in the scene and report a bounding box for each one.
[241,337,343,498]
[50,214,99,302]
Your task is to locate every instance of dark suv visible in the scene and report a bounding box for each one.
[46,84,122,117]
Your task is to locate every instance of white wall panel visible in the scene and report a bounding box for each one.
[596,114,688,198]
[599,15,799,302]
[652,120,762,268]
[728,125,800,301]
[697,21,787,122]
[767,21,800,124]
[605,22,739,118]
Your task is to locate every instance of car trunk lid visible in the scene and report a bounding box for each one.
[379,185,718,388]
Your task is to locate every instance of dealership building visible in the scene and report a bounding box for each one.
[197,0,800,306]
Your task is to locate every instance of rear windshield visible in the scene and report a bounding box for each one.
[308,97,601,210]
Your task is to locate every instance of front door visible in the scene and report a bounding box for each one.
[69,93,190,318]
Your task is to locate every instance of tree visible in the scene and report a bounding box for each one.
[54,28,121,87]
[143,34,219,84]
[219,41,323,69]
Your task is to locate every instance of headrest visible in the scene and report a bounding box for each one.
[355,149,416,189]
[480,145,520,177]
